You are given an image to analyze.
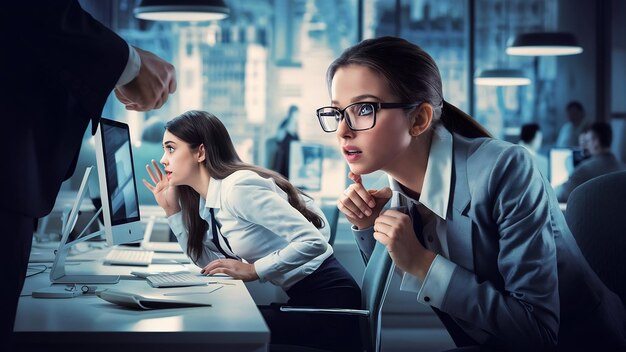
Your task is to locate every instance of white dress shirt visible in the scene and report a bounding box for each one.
[168,170,333,290]
[353,125,458,306]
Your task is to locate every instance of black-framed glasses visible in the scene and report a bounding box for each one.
[316,101,422,132]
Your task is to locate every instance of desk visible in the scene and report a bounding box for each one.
[16,252,270,351]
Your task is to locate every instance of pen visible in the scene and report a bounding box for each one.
[163,286,223,296]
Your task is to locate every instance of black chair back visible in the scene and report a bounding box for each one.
[566,170,626,305]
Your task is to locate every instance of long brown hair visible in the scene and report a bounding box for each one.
[166,110,324,262]
[327,36,491,138]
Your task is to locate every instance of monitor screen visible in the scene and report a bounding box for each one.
[549,147,585,188]
[288,141,324,191]
[95,118,143,246]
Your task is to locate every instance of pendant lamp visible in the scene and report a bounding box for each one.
[474,68,531,86]
[134,0,230,22]
[506,32,583,56]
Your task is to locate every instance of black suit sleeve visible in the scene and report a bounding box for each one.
[1,0,129,217]
[19,0,129,118]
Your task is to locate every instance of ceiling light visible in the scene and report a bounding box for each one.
[506,32,583,56]
[134,0,230,22]
[474,68,531,86]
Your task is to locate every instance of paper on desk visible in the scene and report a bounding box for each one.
[97,285,223,309]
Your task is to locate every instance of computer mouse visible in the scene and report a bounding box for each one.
[204,272,232,278]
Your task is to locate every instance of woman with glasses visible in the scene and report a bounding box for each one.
[320,36,626,351]
[144,110,361,351]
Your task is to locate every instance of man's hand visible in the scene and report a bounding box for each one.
[115,47,177,111]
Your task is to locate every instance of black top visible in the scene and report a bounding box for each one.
[272,132,299,178]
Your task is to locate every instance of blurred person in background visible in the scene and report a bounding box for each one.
[556,122,625,202]
[271,105,300,178]
[556,101,590,147]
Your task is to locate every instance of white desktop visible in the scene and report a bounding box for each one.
[549,148,575,188]
[16,267,269,351]
[49,118,146,284]
[549,147,586,189]
[549,147,586,211]
[94,117,143,246]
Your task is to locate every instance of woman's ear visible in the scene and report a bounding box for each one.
[409,103,433,137]
[197,144,206,163]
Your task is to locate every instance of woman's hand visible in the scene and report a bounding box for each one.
[201,259,259,281]
[373,209,436,280]
[338,171,392,229]
[142,159,180,216]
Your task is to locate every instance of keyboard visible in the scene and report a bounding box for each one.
[146,272,208,288]
[104,249,154,266]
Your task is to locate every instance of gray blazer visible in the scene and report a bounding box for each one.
[356,133,626,351]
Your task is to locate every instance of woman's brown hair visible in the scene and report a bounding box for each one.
[166,110,324,262]
[327,36,491,139]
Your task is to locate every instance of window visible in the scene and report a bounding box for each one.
[363,0,469,111]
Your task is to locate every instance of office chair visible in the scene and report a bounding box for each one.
[321,205,340,246]
[278,241,394,352]
[565,170,626,305]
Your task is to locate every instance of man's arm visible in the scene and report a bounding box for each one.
[12,0,175,115]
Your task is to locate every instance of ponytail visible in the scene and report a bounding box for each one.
[440,101,492,138]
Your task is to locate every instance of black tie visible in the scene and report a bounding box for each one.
[410,204,425,246]
[208,208,238,260]
[410,204,477,347]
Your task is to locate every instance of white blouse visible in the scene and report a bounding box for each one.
[168,170,333,290]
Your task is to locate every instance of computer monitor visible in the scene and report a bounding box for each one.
[288,141,324,191]
[549,147,585,188]
[94,117,143,246]
[50,118,144,284]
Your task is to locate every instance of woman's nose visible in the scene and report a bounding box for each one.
[336,116,354,140]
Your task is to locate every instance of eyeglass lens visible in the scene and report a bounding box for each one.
[317,103,376,132]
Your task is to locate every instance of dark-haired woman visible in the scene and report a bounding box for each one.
[271,104,300,178]
[144,110,361,351]
[320,36,626,351]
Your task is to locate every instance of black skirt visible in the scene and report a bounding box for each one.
[259,254,362,351]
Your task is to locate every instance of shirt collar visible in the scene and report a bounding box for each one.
[199,177,222,216]
[388,124,453,220]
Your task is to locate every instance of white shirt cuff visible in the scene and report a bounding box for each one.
[115,43,141,86]
[416,255,456,309]
[352,224,374,240]
[253,253,277,283]
[399,270,423,293]
[166,211,184,236]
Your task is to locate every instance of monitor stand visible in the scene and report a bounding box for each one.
[49,166,120,284]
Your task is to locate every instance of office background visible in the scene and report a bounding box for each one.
[55,1,624,350]
[72,0,626,204]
